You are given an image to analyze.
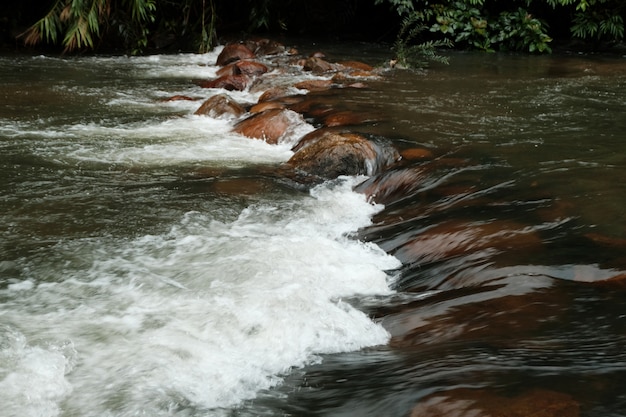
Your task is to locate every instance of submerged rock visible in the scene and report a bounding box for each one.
[410,388,579,417]
[285,129,399,180]
[353,166,431,205]
[392,219,543,265]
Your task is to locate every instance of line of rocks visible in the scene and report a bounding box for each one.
[170,39,586,416]
[167,38,432,190]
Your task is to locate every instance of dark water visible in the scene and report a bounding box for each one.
[1,46,626,417]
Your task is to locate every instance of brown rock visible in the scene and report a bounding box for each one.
[286,129,399,179]
[410,388,579,417]
[197,74,249,91]
[302,57,336,74]
[162,95,197,102]
[337,60,374,71]
[244,38,286,56]
[400,147,435,160]
[232,108,300,144]
[216,43,255,66]
[322,110,378,127]
[249,101,285,114]
[353,167,431,205]
[258,86,293,102]
[235,60,269,77]
[215,62,239,77]
[194,94,246,118]
[294,79,334,92]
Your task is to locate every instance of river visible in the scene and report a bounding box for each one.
[1,43,626,417]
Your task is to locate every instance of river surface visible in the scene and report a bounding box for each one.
[1,43,626,416]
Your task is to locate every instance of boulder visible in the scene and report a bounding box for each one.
[258,86,294,102]
[216,60,267,79]
[286,129,399,180]
[232,108,302,144]
[301,56,337,74]
[249,101,285,114]
[410,388,579,417]
[294,79,334,92]
[216,43,255,66]
[197,74,249,91]
[337,60,375,72]
[194,94,246,118]
[244,38,286,56]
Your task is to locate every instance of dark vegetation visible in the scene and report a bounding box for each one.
[1,0,624,60]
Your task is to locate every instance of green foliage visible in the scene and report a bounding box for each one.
[393,13,453,69]
[22,0,157,53]
[392,1,552,54]
[378,0,625,52]
[495,8,553,53]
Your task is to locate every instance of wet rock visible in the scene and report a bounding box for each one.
[322,110,379,127]
[337,60,374,72]
[244,38,286,56]
[233,108,303,144]
[235,60,269,77]
[301,56,337,74]
[162,95,197,102]
[353,166,431,205]
[194,93,246,118]
[400,147,435,161]
[249,101,285,114]
[294,79,334,92]
[286,129,399,180]
[215,59,268,78]
[197,74,249,91]
[216,43,255,66]
[258,86,294,102]
[383,286,565,348]
[409,388,579,417]
[393,220,543,265]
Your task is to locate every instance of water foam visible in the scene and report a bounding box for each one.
[1,178,399,416]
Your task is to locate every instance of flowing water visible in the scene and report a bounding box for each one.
[1,44,626,417]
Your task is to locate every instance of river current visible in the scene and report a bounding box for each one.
[1,43,626,416]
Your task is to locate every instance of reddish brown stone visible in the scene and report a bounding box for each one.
[322,110,378,127]
[162,95,197,102]
[294,79,334,92]
[215,62,239,77]
[410,388,579,417]
[337,60,375,71]
[216,43,255,66]
[232,108,299,144]
[244,38,286,56]
[286,129,399,179]
[194,94,246,118]
[197,74,249,91]
[400,147,435,160]
[235,60,269,77]
[249,101,285,114]
[257,87,293,102]
[353,167,431,205]
[302,56,337,74]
